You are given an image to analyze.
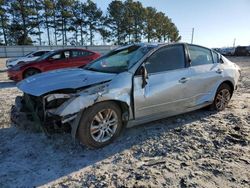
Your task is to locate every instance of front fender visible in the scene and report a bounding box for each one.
[50,72,133,138]
[54,93,100,116]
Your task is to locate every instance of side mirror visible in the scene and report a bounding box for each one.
[140,64,148,88]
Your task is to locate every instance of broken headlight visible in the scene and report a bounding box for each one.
[46,98,69,109]
[44,94,76,109]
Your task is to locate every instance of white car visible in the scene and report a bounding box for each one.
[12,43,241,148]
[6,50,51,68]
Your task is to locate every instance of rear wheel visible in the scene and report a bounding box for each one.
[210,83,232,111]
[77,102,123,148]
[23,68,40,79]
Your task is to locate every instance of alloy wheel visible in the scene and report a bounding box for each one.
[215,89,231,110]
[90,109,118,143]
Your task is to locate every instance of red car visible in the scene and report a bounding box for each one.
[7,48,101,81]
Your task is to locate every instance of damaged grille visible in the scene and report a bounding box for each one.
[24,93,44,120]
[22,93,70,133]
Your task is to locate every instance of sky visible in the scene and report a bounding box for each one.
[89,0,250,48]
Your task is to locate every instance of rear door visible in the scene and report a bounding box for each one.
[69,49,95,67]
[133,44,193,119]
[187,44,223,107]
[42,50,70,71]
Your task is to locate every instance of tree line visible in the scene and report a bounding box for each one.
[0,0,181,46]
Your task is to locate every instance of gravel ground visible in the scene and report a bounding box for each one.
[0,57,249,187]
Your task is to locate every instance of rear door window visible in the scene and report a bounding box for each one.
[146,45,185,73]
[50,52,61,60]
[50,51,70,60]
[188,45,213,66]
[71,50,93,58]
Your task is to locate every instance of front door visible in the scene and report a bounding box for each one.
[133,44,193,119]
[43,50,70,71]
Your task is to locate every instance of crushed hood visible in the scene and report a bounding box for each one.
[17,68,116,96]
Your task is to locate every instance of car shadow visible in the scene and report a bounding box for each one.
[0,81,16,89]
[0,109,216,187]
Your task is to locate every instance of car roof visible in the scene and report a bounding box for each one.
[32,50,51,52]
[51,48,94,53]
[116,42,213,51]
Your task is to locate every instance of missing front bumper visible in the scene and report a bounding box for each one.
[11,96,71,133]
[11,96,45,132]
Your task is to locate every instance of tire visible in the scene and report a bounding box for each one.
[23,68,40,79]
[210,83,233,111]
[77,101,123,148]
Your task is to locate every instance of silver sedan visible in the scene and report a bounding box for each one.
[13,43,241,148]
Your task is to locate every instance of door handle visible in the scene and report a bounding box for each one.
[216,69,223,74]
[179,77,189,83]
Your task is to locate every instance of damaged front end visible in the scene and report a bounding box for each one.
[11,81,113,137]
[11,67,123,137]
[11,93,74,134]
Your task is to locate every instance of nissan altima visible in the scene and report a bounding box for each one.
[12,43,241,148]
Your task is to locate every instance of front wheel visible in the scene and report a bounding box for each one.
[210,83,232,111]
[77,102,123,148]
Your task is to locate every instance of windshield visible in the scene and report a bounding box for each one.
[84,45,153,73]
[24,51,34,57]
[35,51,55,61]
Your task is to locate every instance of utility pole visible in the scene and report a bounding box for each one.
[191,28,194,44]
[233,38,236,47]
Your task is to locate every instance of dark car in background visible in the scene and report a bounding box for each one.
[234,46,250,56]
[7,48,101,81]
[220,47,235,56]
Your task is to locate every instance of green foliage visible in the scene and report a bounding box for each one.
[106,0,181,45]
[106,0,126,44]
[9,0,38,45]
[124,0,145,43]
[0,0,9,45]
[0,0,181,45]
[71,0,87,45]
[42,0,55,45]
[83,0,103,45]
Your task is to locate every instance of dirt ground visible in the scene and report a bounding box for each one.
[0,57,249,188]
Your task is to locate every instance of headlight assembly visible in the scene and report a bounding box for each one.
[44,93,78,109]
